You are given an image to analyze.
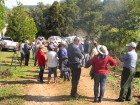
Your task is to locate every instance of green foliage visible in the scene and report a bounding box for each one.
[6,4,37,41]
[0,2,5,31]
[29,2,50,38]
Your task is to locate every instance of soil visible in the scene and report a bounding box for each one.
[23,68,135,105]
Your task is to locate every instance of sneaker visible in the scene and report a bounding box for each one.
[115,98,125,102]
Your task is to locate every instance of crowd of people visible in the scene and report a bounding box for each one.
[19,36,138,103]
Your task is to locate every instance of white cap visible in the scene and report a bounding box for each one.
[126,42,137,48]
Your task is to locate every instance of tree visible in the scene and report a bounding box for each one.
[45,1,65,36]
[6,3,37,41]
[29,2,50,38]
[0,2,5,31]
[77,0,103,37]
[60,0,80,36]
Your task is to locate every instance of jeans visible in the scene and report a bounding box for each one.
[94,74,108,99]
[70,65,81,96]
[25,53,30,66]
[83,53,89,66]
[39,65,45,81]
[48,67,57,78]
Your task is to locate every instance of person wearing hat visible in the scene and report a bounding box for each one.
[23,40,31,66]
[36,45,46,83]
[46,44,58,84]
[115,42,138,102]
[90,45,117,102]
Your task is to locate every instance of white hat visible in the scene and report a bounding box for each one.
[97,45,108,55]
[126,42,137,48]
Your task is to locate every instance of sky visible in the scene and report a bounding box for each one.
[5,0,61,8]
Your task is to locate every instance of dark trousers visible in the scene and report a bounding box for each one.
[34,55,37,66]
[119,67,135,100]
[25,53,30,66]
[39,65,45,81]
[70,66,81,96]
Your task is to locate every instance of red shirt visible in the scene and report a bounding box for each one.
[90,54,117,74]
[36,49,46,66]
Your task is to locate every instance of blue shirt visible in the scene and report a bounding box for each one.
[61,48,67,56]
[119,50,137,69]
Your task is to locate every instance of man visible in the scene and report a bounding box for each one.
[67,37,83,98]
[24,40,31,66]
[116,42,138,102]
[83,38,91,66]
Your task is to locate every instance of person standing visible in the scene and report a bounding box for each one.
[90,45,117,102]
[67,37,83,98]
[24,40,31,66]
[116,42,138,102]
[46,44,58,84]
[36,45,46,83]
[20,40,25,66]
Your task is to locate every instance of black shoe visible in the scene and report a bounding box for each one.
[115,98,125,102]
[94,97,98,102]
[125,99,131,101]
[40,81,45,83]
[98,97,102,103]
[71,93,80,98]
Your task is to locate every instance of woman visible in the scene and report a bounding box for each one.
[36,45,46,83]
[90,45,117,102]
[46,44,58,84]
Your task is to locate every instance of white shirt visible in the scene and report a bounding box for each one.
[46,51,58,67]
[20,43,24,53]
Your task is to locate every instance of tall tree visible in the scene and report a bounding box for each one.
[45,1,65,36]
[77,0,103,37]
[6,3,37,41]
[0,2,5,31]
[60,0,80,36]
[29,2,50,38]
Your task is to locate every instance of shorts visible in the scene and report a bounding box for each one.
[20,52,25,60]
[48,67,57,78]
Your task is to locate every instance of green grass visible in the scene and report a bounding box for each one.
[0,50,38,105]
[0,85,24,105]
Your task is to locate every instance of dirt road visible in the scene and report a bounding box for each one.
[24,68,133,105]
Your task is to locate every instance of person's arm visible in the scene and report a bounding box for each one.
[108,56,117,66]
[119,53,128,62]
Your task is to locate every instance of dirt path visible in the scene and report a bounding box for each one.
[24,68,132,105]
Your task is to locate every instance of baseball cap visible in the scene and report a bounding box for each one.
[126,42,137,48]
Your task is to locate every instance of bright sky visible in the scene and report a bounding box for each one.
[5,0,61,8]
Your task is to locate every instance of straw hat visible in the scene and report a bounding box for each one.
[97,45,108,55]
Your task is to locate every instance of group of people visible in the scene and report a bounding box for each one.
[20,36,138,103]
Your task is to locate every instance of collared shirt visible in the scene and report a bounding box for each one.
[119,50,138,69]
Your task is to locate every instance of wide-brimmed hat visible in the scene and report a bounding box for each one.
[48,44,55,50]
[39,45,44,49]
[126,42,137,48]
[97,45,108,55]
[25,40,29,43]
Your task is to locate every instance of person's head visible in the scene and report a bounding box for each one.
[25,40,29,44]
[73,37,81,45]
[91,37,97,44]
[97,45,108,58]
[126,42,137,51]
[48,44,55,51]
[39,45,44,49]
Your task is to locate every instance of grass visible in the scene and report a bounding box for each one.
[0,50,38,105]
[0,85,24,105]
